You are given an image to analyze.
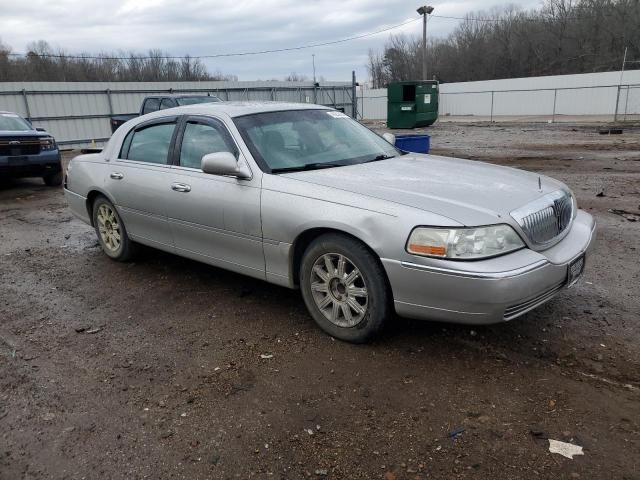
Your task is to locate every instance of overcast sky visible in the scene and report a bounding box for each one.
[1,0,543,82]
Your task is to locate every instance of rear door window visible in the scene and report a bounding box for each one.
[120,122,176,164]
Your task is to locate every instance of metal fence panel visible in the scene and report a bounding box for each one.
[0,93,27,117]
[357,88,387,121]
[439,92,492,117]
[493,90,555,116]
[34,118,111,145]
[0,81,353,147]
[616,85,640,121]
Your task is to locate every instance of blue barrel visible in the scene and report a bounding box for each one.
[395,134,430,154]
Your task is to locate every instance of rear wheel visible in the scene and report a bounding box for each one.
[43,171,62,186]
[300,233,392,343]
[92,196,138,261]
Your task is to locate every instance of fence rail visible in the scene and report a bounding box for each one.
[0,82,355,147]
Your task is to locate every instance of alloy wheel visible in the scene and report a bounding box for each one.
[96,204,121,253]
[310,253,369,328]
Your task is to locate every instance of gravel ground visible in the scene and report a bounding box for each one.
[1,122,639,479]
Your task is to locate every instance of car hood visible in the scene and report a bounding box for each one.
[280,154,566,226]
[0,130,48,137]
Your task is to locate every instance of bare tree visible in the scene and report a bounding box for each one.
[285,72,308,81]
[367,0,640,84]
[0,41,235,82]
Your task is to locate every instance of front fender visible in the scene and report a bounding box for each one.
[261,188,405,287]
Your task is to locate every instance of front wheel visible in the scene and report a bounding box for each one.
[43,171,62,186]
[300,233,392,343]
[92,196,138,261]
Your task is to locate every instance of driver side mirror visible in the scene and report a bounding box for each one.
[35,127,47,132]
[382,132,396,145]
[201,152,251,179]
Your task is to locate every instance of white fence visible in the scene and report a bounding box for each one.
[359,70,640,122]
[0,80,354,148]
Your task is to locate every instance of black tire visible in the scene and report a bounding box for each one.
[43,171,63,186]
[300,233,392,343]
[91,196,138,261]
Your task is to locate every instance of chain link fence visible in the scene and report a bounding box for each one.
[359,83,640,123]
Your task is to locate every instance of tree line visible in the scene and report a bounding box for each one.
[368,0,640,87]
[0,40,237,82]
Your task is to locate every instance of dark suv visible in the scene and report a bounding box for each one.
[0,111,62,186]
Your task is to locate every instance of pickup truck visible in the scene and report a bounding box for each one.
[110,94,222,132]
[0,111,62,186]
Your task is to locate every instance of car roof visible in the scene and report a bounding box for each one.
[104,102,336,159]
[157,101,331,118]
[146,94,220,99]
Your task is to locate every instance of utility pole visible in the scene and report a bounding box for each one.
[312,54,316,83]
[351,70,357,119]
[614,47,628,122]
[417,5,434,80]
[312,54,317,104]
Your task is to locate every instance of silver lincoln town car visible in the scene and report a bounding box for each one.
[64,102,596,343]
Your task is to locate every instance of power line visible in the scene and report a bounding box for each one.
[432,14,502,22]
[4,10,625,63]
[6,17,421,61]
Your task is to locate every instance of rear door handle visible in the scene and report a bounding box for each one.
[171,182,191,193]
[110,172,124,180]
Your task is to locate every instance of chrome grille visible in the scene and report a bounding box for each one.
[511,190,574,247]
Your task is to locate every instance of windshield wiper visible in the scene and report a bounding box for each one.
[362,154,396,163]
[271,163,344,174]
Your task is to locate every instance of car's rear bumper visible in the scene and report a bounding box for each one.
[382,210,596,325]
[64,188,91,225]
[0,151,61,178]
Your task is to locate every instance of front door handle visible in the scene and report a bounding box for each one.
[110,172,124,180]
[171,182,191,193]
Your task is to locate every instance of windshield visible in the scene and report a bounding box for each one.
[0,113,33,131]
[233,109,400,173]
[176,96,222,106]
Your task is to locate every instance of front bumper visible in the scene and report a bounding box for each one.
[0,150,61,178]
[382,210,596,325]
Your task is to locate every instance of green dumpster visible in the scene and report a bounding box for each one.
[387,81,439,129]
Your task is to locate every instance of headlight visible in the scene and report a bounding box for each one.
[406,224,525,260]
[40,137,57,151]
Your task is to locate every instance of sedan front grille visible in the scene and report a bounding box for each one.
[511,190,574,247]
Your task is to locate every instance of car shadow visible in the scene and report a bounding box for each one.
[0,177,53,195]
[122,244,560,357]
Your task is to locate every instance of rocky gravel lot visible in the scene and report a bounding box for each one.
[1,122,639,479]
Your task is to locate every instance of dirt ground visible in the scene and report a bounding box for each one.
[1,122,639,480]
